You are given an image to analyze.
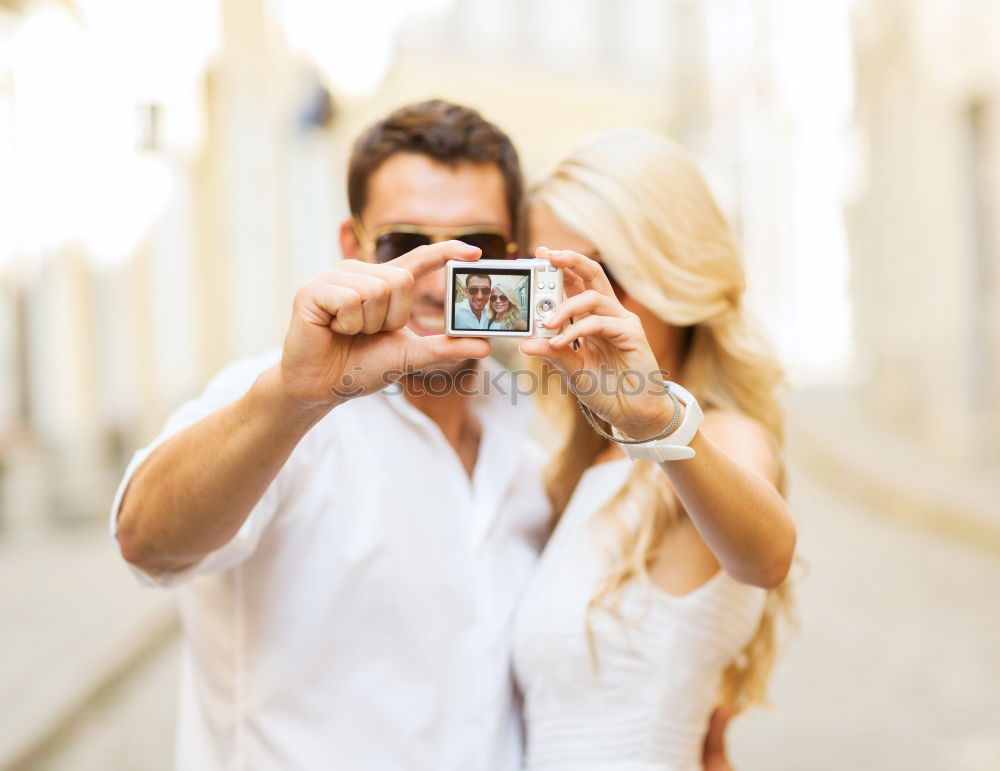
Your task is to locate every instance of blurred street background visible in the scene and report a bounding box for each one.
[0,0,998,769]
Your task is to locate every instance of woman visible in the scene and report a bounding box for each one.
[514,128,796,771]
[488,277,529,331]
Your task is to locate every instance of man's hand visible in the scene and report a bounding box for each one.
[279,241,490,409]
[117,241,490,573]
[702,706,734,771]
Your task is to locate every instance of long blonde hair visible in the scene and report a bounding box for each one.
[489,277,525,330]
[530,128,793,714]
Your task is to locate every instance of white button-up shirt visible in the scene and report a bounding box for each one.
[110,351,550,771]
[454,297,491,331]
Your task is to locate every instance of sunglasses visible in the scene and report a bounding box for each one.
[353,221,517,264]
[490,292,509,302]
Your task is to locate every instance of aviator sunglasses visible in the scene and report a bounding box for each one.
[353,220,517,264]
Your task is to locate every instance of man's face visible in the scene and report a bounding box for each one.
[466,275,492,314]
[344,152,511,337]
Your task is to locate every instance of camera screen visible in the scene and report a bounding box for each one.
[451,267,531,333]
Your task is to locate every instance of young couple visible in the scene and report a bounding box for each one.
[112,100,795,771]
[453,272,528,333]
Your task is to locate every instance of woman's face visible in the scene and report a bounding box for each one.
[528,202,625,299]
[490,289,511,315]
[528,203,601,269]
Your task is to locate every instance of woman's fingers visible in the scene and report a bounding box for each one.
[558,265,587,297]
[519,337,578,373]
[548,314,635,350]
[542,289,631,331]
[536,246,615,296]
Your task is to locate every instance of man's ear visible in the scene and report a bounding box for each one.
[339,218,366,262]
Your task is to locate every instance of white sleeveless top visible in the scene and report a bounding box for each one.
[512,460,766,771]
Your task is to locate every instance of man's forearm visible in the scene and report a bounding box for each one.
[116,365,331,574]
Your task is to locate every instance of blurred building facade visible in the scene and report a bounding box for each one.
[849,0,1000,464]
[3,2,999,768]
[1,0,855,532]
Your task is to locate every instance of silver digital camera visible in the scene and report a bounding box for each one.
[445,258,563,338]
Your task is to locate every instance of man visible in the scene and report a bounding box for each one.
[454,273,492,330]
[114,100,545,771]
[113,100,731,770]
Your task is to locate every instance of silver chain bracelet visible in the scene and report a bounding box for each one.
[577,384,682,445]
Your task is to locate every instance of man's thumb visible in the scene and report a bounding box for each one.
[403,334,491,373]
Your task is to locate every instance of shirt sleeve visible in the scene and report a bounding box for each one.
[109,349,286,589]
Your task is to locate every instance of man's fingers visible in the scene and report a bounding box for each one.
[329,261,414,331]
[402,333,491,373]
[392,240,482,281]
[315,271,391,334]
[297,280,365,335]
[702,706,733,771]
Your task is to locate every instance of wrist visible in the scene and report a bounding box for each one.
[256,366,340,431]
[619,398,684,442]
[610,382,705,463]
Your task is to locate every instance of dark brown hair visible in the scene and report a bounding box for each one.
[347,100,523,234]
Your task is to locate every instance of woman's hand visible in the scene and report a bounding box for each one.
[523,249,795,588]
[519,247,679,439]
